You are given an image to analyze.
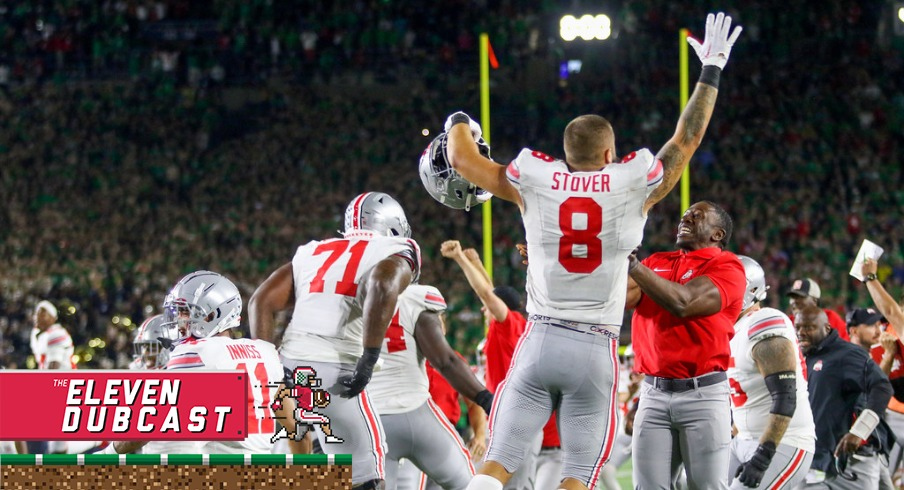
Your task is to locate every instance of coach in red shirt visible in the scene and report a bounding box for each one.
[626,201,746,489]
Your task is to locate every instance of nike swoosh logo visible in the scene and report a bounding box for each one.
[653,268,671,272]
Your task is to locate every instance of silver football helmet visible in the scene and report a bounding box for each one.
[419,132,493,211]
[162,270,242,339]
[133,314,170,369]
[738,255,769,310]
[343,192,411,238]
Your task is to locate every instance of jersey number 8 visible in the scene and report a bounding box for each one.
[558,197,602,273]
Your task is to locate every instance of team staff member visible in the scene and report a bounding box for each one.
[627,200,746,489]
[860,256,904,484]
[786,278,848,341]
[794,305,893,488]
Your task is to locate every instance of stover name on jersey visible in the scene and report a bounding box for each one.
[506,148,662,326]
[728,307,815,453]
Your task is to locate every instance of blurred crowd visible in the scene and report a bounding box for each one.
[1,0,903,369]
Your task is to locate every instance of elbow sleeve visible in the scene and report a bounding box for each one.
[764,371,797,418]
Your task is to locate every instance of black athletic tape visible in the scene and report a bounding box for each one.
[699,65,721,88]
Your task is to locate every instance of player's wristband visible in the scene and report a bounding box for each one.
[475,389,494,415]
[849,408,880,440]
[699,65,721,88]
[358,347,382,371]
[449,112,471,127]
[752,441,776,466]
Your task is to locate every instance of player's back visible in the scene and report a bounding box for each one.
[729,307,815,452]
[280,233,420,363]
[168,336,284,454]
[507,148,662,326]
[368,284,446,414]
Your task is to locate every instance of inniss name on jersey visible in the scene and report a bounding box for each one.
[61,379,232,434]
[551,172,611,192]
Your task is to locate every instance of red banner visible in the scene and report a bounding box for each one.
[0,371,247,440]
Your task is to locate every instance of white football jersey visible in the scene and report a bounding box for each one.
[167,336,284,453]
[280,232,421,363]
[728,307,815,453]
[368,284,448,414]
[30,324,76,369]
[506,148,663,325]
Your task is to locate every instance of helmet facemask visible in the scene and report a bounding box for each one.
[162,271,242,340]
[419,132,493,211]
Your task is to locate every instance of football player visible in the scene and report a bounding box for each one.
[128,314,170,371]
[434,11,741,490]
[368,283,494,490]
[728,256,815,488]
[110,313,203,455]
[250,192,419,489]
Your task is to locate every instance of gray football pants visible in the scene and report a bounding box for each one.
[382,399,475,490]
[632,378,732,489]
[486,321,620,488]
[728,438,813,489]
[281,357,387,485]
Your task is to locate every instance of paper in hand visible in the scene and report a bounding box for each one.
[849,239,884,281]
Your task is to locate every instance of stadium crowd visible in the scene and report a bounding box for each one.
[1,0,903,370]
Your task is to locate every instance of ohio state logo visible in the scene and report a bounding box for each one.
[813,360,823,372]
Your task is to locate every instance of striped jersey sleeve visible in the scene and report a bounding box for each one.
[646,157,664,189]
[166,343,206,370]
[748,312,792,343]
[419,285,447,313]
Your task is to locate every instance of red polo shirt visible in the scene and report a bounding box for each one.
[870,330,904,414]
[632,247,746,379]
[485,310,527,393]
[426,359,462,424]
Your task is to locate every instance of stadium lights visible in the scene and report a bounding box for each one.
[896,3,904,36]
[560,14,611,41]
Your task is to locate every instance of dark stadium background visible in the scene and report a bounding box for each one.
[1,0,902,373]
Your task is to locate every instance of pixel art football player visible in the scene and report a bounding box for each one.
[271,366,344,444]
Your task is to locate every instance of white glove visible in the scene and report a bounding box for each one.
[444,111,483,142]
[687,12,742,70]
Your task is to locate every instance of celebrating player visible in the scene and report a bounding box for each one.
[249,191,419,489]
[728,256,815,489]
[434,12,741,490]
[368,283,494,490]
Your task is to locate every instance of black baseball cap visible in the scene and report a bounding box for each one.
[786,278,821,300]
[846,307,885,327]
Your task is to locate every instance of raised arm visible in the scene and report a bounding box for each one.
[645,13,742,215]
[734,335,798,487]
[415,311,493,414]
[862,257,904,339]
[445,114,523,207]
[249,262,295,343]
[441,241,510,322]
[338,255,414,398]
